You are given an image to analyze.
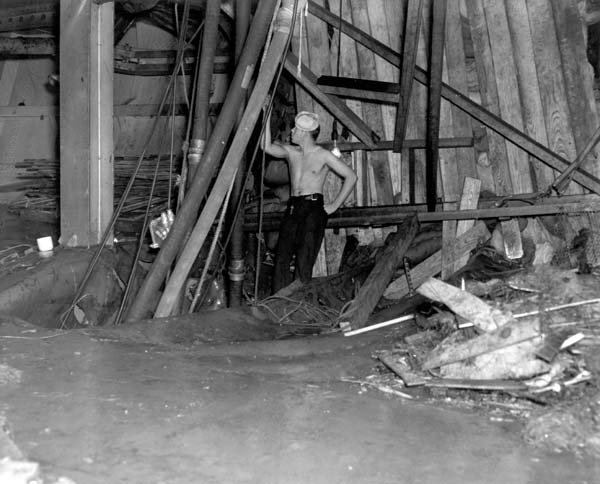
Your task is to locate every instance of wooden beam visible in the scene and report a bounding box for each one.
[318,84,399,104]
[348,0,394,204]
[284,52,377,148]
[417,277,505,332]
[307,1,600,194]
[60,0,113,247]
[426,0,446,211]
[384,221,490,300]
[244,195,600,231]
[454,177,481,271]
[466,0,512,196]
[320,137,473,152]
[394,0,423,152]
[339,215,419,330]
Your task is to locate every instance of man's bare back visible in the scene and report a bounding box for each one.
[262,111,357,214]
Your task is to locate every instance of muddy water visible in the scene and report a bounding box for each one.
[2,324,598,484]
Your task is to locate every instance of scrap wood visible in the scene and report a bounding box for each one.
[378,350,428,386]
[453,177,481,272]
[421,318,541,370]
[416,277,512,332]
[338,215,419,330]
[500,218,524,260]
[384,220,490,300]
[424,378,528,391]
[341,376,414,399]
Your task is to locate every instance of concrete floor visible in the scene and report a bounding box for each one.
[2,319,599,484]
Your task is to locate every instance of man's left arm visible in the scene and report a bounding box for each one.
[323,152,357,215]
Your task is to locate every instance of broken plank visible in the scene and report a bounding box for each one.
[384,220,490,300]
[416,277,508,332]
[454,176,481,271]
[441,201,457,280]
[500,218,523,259]
[424,378,528,391]
[421,317,541,370]
[339,215,419,330]
[379,350,428,386]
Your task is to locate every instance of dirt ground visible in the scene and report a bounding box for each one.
[1,206,599,483]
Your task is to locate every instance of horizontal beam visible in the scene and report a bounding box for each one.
[245,193,600,231]
[320,137,473,152]
[318,84,398,104]
[0,103,221,118]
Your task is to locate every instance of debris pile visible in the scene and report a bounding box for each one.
[368,264,600,457]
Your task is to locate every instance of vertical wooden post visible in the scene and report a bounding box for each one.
[60,0,114,247]
[426,0,446,212]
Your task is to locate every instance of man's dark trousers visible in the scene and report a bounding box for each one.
[272,194,328,293]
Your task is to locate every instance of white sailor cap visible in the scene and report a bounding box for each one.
[294,111,320,131]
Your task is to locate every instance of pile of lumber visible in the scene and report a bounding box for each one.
[378,275,595,394]
[11,156,178,220]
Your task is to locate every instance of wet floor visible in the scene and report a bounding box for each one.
[2,321,599,484]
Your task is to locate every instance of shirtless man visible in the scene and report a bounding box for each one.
[262,110,357,292]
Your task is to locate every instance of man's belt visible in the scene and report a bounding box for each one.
[292,193,323,201]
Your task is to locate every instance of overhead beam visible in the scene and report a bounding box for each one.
[284,52,377,148]
[307,1,600,195]
[321,137,473,152]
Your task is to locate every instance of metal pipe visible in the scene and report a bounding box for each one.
[126,0,280,321]
[153,0,300,318]
[186,0,221,185]
[227,0,252,307]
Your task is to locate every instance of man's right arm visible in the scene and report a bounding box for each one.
[261,111,289,159]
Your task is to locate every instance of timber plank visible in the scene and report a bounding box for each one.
[416,277,506,333]
[465,0,512,196]
[445,0,478,184]
[505,0,555,190]
[527,0,579,194]
[349,0,394,205]
[384,220,490,300]
[441,201,458,280]
[550,0,598,158]
[422,318,541,370]
[483,0,533,194]
[371,0,403,198]
[339,215,419,330]
[454,177,481,271]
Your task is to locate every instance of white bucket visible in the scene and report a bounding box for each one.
[37,236,54,254]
